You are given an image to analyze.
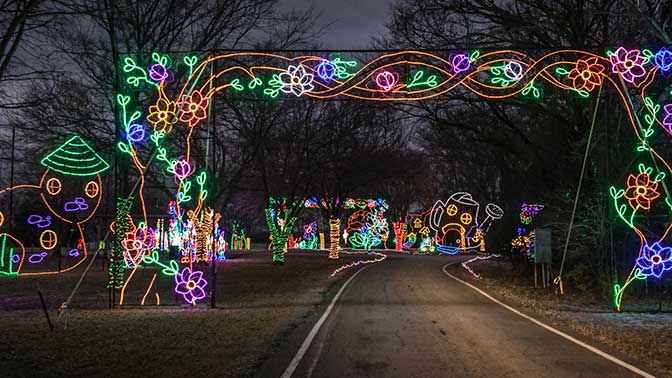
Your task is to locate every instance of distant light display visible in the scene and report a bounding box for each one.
[403,193,502,254]
[511,203,544,261]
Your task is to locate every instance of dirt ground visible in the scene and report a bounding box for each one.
[0,250,369,378]
[450,257,672,377]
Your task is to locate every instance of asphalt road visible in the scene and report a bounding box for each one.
[279,254,648,378]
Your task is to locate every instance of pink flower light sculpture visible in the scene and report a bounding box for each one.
[609,47,647,84]
[122,226,155,267]
[172,158,194,182]
[375,70,398,92]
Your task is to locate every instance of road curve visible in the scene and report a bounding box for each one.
[281,254,648,378]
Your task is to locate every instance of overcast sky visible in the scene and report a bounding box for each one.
[279,0,395,49]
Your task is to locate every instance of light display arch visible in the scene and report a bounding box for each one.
[117,47,672,310]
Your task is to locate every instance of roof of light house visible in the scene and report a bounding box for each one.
[40,136,110,176]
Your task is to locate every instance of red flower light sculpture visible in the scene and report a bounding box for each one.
[567,57,604,92]
[178,90,209,128]
[624,172,660,210]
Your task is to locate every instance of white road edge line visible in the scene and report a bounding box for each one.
[281,265,369,378]
[442,263,656,378]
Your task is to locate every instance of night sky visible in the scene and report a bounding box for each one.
[279,0,395,49]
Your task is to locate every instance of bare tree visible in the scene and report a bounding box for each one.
[307,102,407,258]
[236,99,324,263]
[0,0,64,108]
[10,0,319,219]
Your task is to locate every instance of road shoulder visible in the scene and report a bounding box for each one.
[444,259,669,377]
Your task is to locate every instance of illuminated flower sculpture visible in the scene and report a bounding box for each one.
[653,48,672,72]
[624,172,660,210]
[567,57,604,92]
[609,47,647,84]
[147,97,178,133]
[179,90,209,127]
[503,61,523,81]
[450,54,471,74]
[172,158,194,182]
[122,226,155,267]
[316,59,336,81]
[520,210,532,225]
[663,104,672,134]
[375,70,398,92]
[636,243,672,278]
[148,63,170,82]
[279,65,314,96]
[174,267,207,304]
[126,124,146,143]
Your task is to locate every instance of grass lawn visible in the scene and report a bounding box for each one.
[0,250,367,378]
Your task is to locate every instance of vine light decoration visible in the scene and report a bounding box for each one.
[328,218,341,259]
[266,197,298,263]
[117,52,226,305]
[392,221,405,251]
[121,47,671,310]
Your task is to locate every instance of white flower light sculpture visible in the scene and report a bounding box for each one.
[279,65,314,97]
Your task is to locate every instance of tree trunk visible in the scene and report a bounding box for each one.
[266,208,297,264]
[270,237,288,264]
[329,218,341,259]
[393,221,405,251]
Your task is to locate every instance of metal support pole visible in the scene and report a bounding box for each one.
[534,264,538,288]
[108,0,121,310]
[555,84,603,294]
[209,55,217,309]
[9,125,15,235]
